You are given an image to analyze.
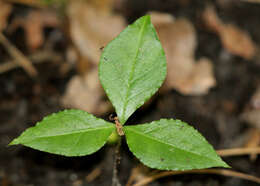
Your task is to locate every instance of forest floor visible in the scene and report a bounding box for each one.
[1,0,260,186]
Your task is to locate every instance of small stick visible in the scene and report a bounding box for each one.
[133,169,260,186]
[217,147,260,157]
[0,50,61,74]
[86,166,102,182]
[112,138,122,186]
[130,146,260,186]
[0,32,37,77]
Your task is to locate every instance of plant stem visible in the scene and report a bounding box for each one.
[112,137,122,186]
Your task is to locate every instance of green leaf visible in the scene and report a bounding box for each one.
[99,15,167,124]
[124,119,229,170]
[9,109,115,157]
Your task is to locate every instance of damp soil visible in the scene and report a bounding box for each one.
[1,1,260,186]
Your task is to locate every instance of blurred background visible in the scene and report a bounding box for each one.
[1,0,260,185]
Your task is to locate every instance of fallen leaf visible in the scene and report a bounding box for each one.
[8,9,59,50]
[61,67,111,115]
[63,0,125,116]
[151,13,216,95]
[67,0,126,64]
[0,1,12,31]
[181,58,216,95]
[202,5,256,59]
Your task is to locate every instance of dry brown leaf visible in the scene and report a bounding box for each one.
[8,10,59,50]
[63,0,125,116]
[61,68,111,115]
[67,0,126,64]
[180,58,216,95]
[202,6,256,59]
[202,5,223,33]
[220,24,256,59]
[0,1,12,31]
[151,12,216,95]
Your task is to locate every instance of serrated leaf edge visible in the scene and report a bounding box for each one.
[124,119,229,170]
[120,16,149,124]
[99,15,167,124]
[10,125,115,145]
[9,109,116,157]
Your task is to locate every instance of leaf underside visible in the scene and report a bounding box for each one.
[10,109,115,157]
[99,15,167,124]
[124,119,229,170]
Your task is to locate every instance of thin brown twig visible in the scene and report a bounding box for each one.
[130,147,260,186]
[133,169,260,186]
[0,32,37,77]
[0,50,62,74]
[112,138,122,186]
[86,166,102,183]
[217,147,260,157]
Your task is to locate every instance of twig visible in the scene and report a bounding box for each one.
[0,50,62,74]
[0,32,37,77]
[217,147,260,157]
[130,147,260,186]
[86,166,102,182]
[112,138,122,186]
[133,169,260,186]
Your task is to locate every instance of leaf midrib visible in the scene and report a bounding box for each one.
[18,125,114,143]
[126,127,222,164]
[121,17,149,123]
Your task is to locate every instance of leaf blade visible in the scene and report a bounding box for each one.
[124,119,229,170]
[99,15,167,124]
[10,109,115,157]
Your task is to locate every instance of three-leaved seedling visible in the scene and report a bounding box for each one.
[10,15,229,177]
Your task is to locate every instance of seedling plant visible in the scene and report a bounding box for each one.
[10,15,229,185]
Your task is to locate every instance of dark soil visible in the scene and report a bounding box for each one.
[1,0,260,186]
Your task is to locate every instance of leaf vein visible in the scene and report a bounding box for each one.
[126,127,220,163]
[26,126,114,140]
[121,17,149,123]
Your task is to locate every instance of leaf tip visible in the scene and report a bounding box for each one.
[220,160,231,168]
[8,138,19,146]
